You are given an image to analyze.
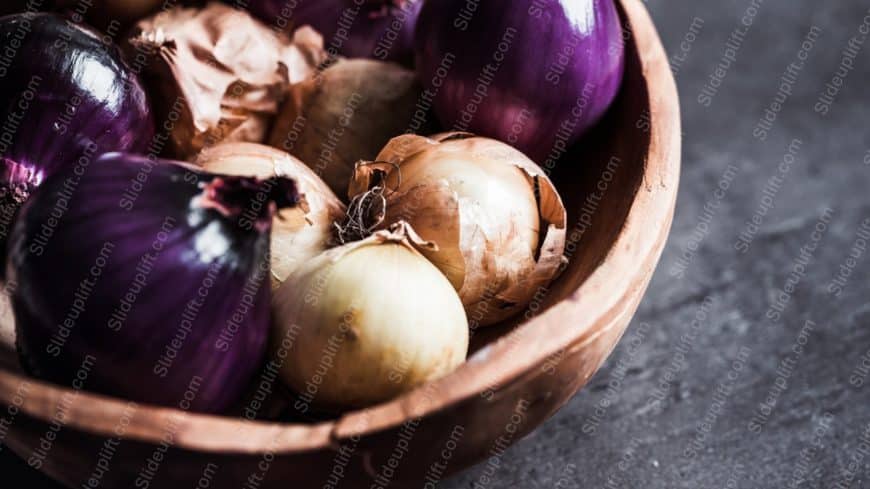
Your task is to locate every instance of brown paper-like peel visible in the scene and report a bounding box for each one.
[127,2,326,159]
[351,133,568,327]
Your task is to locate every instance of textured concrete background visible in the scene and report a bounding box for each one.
[442,0,870,487]
[4,0,870,487]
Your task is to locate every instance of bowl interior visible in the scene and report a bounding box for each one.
[0,0,664,443]
[268,5,651,421]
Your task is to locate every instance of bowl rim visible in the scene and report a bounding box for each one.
[0,0,681,455]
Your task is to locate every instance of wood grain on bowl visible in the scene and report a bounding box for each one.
[0,0,680,487]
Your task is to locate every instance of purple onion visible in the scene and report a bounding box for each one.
[241,0,423,65]
[414,0,625,163]
[0,13,153,188]
[8,154,298,413]
[0,13,153,260]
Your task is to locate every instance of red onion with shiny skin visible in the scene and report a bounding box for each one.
[414,0,624,164]
[0,13,153,190]
[0,13,153,261]
[7,154,298,413]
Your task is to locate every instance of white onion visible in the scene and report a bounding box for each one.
[272,222,468,408]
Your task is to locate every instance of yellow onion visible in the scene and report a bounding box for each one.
[268,58,433,196]
[349,133,567,327]
[127,2,327,159]
[195,143,345,290]
[272,222,468,409]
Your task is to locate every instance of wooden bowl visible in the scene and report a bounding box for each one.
[0,0,680,486]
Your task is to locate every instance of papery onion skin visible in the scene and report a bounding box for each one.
[240,0,423,65]
[8,153,298,413]
[414,0,624,163]
[195,142,346,290]
[0,13,153,196]
[273,222,468,409]
[352,133,567,327]
[127,3,326,159]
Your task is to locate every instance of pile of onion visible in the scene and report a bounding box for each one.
[0,0,630,416]
[348,133,567,327]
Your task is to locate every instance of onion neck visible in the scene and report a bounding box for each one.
[0,158,40,206]
[0,158,39,279]
[199,176,299,232]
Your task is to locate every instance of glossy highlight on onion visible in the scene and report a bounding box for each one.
[0,13,153,252]
[414,0,624,163]
[7,153,299,413]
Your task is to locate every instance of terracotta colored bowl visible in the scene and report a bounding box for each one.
[0,0,680,486]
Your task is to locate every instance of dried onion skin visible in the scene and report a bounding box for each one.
[351,133,568,327]
[126,2,327,159]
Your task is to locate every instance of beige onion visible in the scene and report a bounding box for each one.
[195,143,345,290]
[268,58,433,196]
[272,222,468,409]
[349,133,567,327]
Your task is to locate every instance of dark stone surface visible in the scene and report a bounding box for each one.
[4,0,870,488]
[442,1,870,488]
